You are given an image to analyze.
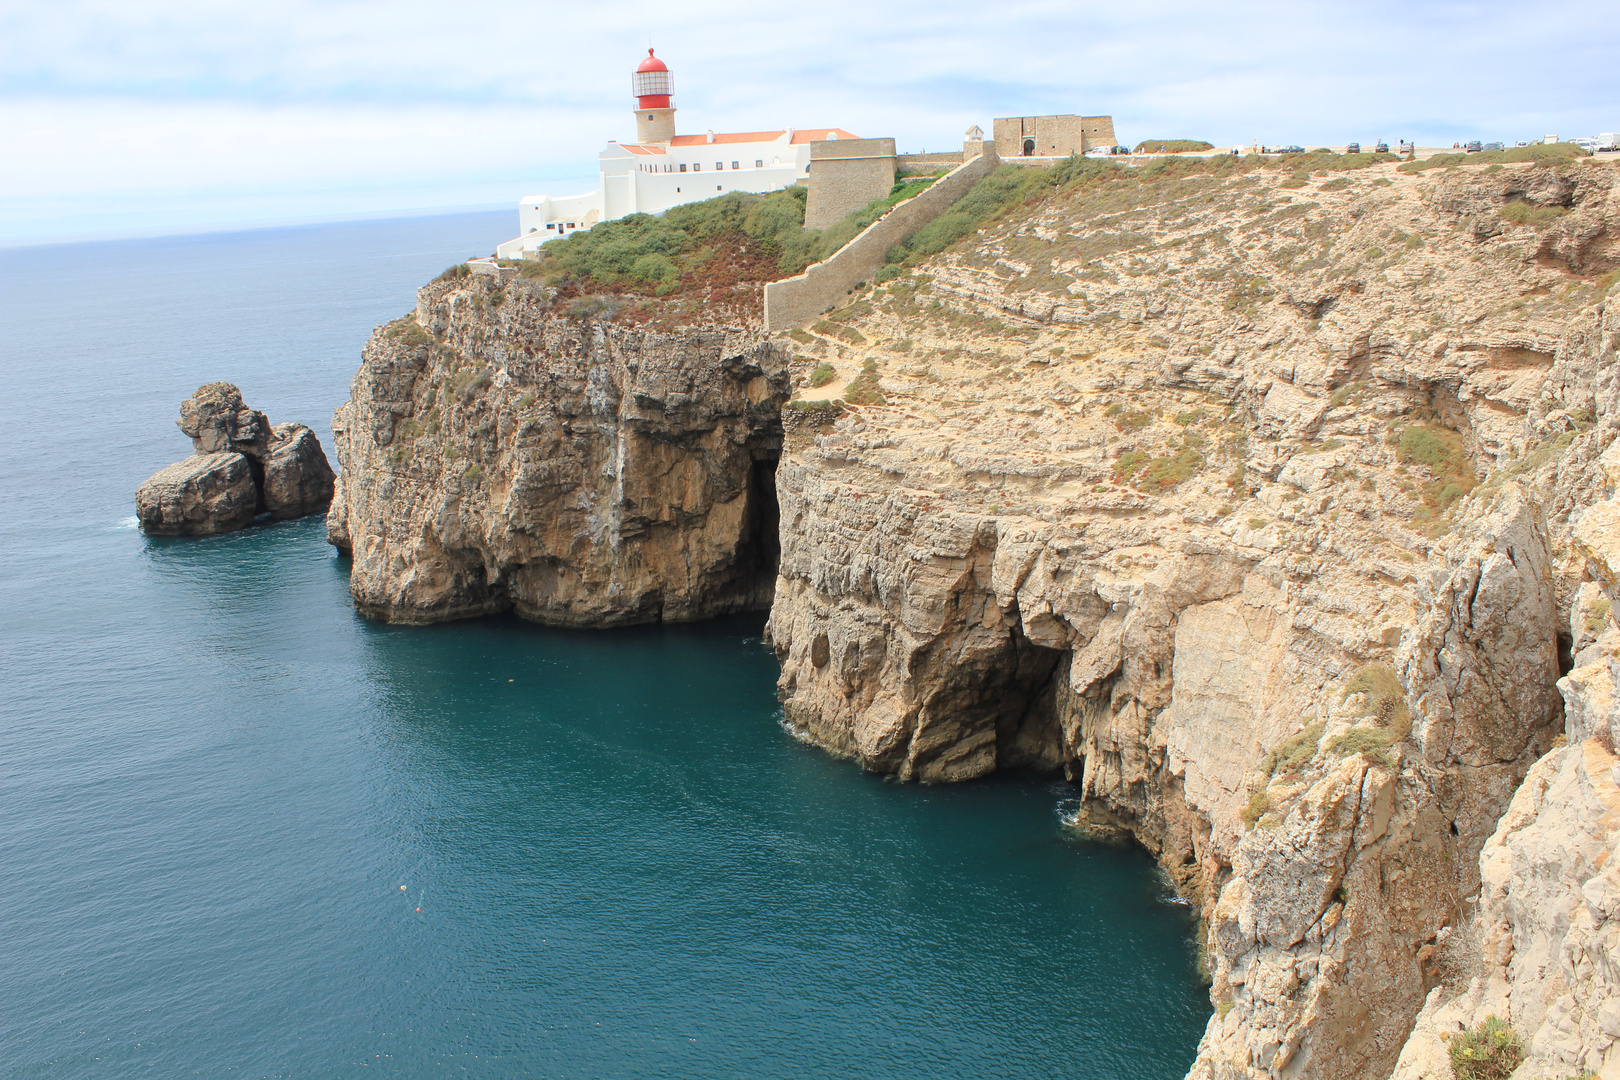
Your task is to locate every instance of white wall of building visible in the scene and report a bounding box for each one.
[499,130,827,257]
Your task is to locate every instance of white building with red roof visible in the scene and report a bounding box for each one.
[496,50,858,258]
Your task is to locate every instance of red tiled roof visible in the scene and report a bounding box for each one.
[619,143,667,155]
[669,130,786,146]
[790,128,860,144]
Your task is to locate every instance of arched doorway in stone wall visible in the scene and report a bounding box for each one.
[1022,138,1035,156]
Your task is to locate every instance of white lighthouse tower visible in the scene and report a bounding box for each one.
[633,49,676,144]
[497,50,861,258]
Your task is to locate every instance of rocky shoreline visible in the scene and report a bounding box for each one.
[327,156,1620,1079]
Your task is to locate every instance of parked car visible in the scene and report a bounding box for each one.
[1276,145,1305,154]
[1112,145,1131,155]
[1346,142,1361,154]
[1465,141,1483,153]
[1483,142,1504,151]
[1374,141,1389,154]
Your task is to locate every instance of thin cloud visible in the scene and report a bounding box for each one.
[3,0,1616,242]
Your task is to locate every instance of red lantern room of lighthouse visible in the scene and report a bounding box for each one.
[633,49,676,144]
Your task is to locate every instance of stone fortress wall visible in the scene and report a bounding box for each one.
[993,114,1117,157]
[896,151,967,173]
[803,138,898,230]
[764,145,1001,331]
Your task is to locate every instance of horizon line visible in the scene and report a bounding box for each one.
[0,201,518,253]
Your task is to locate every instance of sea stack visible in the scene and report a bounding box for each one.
[136,382,335,536]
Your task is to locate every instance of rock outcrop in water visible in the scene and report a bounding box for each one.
[137,382,335,535]
[332,157,1620,1078]
[325,289,790,625]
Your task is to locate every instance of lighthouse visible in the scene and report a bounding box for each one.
[633,49,676,144]
[498,50,865,257]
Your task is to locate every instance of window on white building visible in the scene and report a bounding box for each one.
[732,161,739,169]
[680,163,687,172]
[693,162,701,171]
[755,159,763,168]
[715,162,722,170]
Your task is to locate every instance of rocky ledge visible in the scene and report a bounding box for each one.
[136,382,335,535]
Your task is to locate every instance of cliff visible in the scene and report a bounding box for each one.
[326,283,790,625]
[763,156,1618,1078]
[329,155,1620,1078]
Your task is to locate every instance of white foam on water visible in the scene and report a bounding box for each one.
[114,516,139,530]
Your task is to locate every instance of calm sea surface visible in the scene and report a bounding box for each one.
[0,213,1209,1078]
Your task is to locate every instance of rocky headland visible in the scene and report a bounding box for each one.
[328,153,1620,1079]
[137,382,335,535]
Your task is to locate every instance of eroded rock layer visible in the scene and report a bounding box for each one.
[326,283,791,625]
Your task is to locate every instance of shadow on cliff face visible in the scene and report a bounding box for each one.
[744,450,782,601]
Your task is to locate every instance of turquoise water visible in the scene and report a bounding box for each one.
[1,215,1210,1078]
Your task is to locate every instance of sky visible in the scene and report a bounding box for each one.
[2,0,1616,245]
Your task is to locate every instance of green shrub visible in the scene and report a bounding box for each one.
[631,252,679,283]
[433,263,471,283]
[809,362,836,388]
[1500,200,1570,227]
[1397,423,1476,514]
[1318,177,1352,192]
[1115,449,1151,483]
[889,165,1051,264]
[1134,140,1215,153]
[1449,1016,1523,1080]
[1342,664,1412,737]
[1248,518,1268,530]
[382,318,433,347]
[1586,597,1612,635]
[1398,142,1590,173]
[786,398,845,417]
[842,361,887,406]
[1261,722,1325,778]
[1329,726,1395,754]
[1241,788,1273,828]
[1140,448,1202,491]
[811,320,866,345]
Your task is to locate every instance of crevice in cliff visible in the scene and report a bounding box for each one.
[246,455,268,516]
[990,622,1068,773]
[742,450,782,605]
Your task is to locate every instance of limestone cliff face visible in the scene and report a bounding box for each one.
[1389,439,1620,1080]
[326,280,790,625]
[764,158,1619,1079]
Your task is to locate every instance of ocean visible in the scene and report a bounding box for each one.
[0,212,1210,1078]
